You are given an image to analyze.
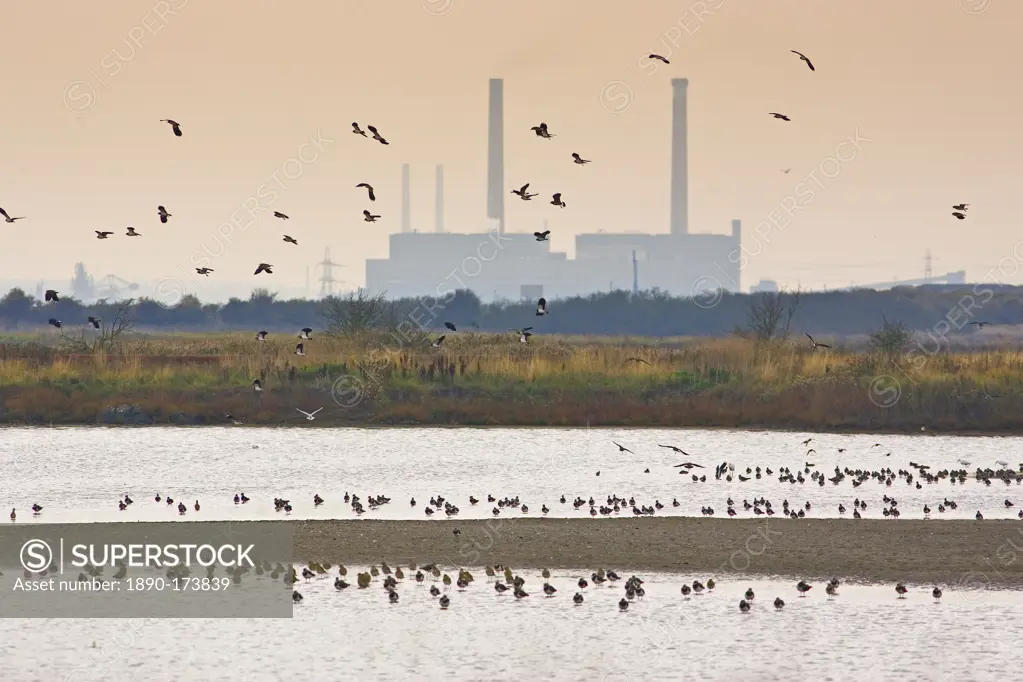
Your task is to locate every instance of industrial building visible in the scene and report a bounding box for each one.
[365,78,742,301]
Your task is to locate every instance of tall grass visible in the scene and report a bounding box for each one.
[0,332,1021,430]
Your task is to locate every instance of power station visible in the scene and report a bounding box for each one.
[365,77,742,301]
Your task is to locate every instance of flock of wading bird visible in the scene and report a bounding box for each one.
[8,437,1023,522]
[285,563,945,612]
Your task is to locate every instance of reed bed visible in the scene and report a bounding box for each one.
[0,332,1021,430]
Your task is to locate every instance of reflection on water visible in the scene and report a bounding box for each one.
[0,570,1012,681]
[1,426,1022,523]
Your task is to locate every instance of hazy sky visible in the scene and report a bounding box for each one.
[2,0,1020,300]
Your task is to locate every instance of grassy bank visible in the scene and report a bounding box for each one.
[0,332,1021,431]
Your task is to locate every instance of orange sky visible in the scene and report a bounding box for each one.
[1,0,1019,299]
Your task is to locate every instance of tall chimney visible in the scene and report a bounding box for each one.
[401,163,411,233]
[435,164,444,233]
[487,78,505,234]
[670,78,689,235]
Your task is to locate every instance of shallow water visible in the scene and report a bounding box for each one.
[1,570,1016,681]
[1,426,1021,523]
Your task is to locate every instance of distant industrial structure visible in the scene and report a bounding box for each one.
[68,263,140,302]
[365,77,742,301]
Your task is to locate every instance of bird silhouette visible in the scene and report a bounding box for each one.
[157,206,171,223]
[195,268,213,276]
[283,235,298,245]
[534,230,550,242]
[530,122,555,139]
[356,183,376,201]
[254,263,273,275]
[95,231,113,239]
[274,211,289,220]
[0,207,25,223]
[352,122,367,137]
[511,183,538,200]
[44,290,59,302]
[648,54,670,64]
[769,113,791,121]
[367,125,388,145]
[571,153,591,164]
[613,441,634,454]
[790,50,815,71]
[806,333,831,349]
[126,227,140,236]
[160,119,182,136]
[551,193,566,208]
[363,210,381,222]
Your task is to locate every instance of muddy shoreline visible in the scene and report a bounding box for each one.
[280,517,1023,586]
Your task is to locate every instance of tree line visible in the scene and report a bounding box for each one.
[0,283,1015,339]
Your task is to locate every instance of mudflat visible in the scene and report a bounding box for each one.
[284,517,1023,587]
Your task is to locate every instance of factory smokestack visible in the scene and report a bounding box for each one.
[401,163,411,233]
[487,78,505,234]
[435,164,444,233]
[670,78,689,236]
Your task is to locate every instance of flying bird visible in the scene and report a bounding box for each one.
[367,125,388,145]
[432,335,445,348]
[534,230,550,242]
[87,316,101,329]
[283,235,298,245]
[352,122,367,137]
[255,330,268,342]
[969,321,990,328]
[613,442,634,454]
[126,227,140,236]
[952,204,969,211]
[48,318,61,329]
[806,333,831,350]
[530,122,555,139]
[0,207,24,223]
[195,267,213,276]
[95,231,113,239]
[675,462,704,469]
[160,119,182,136]
[363,210,381,222]
[44,290,59,302]
[297,407,322,421]
[571,153,591,165]
[510,327,534,343]
[769,113,791,121]
[660,445,691,455]
[952,211,966,220]
[623,357,650,365]
[551,193,566,208]
[299,328,313,339]
[157,206,171,223]
[274,211,289,220]
[781,168,791,174]
[356,183,376,201]
[511,183,538,200]
[536,297,548,316]
[444,322,456,331]
[648,54,670,64]
[790,50,815,71]
[295,343,306,356]
[253,379,263,392]
[254,263,273,275]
